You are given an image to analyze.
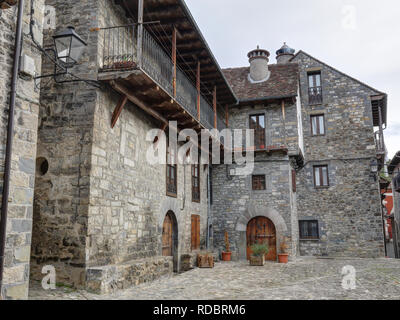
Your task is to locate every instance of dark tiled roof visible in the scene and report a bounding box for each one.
[222,63,299,102]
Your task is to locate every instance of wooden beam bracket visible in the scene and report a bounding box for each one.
[111,95,128,128]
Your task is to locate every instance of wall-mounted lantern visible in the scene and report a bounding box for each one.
[53,26,87,68]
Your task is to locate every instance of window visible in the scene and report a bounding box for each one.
[166,146,177,197]
[192,164,200,202]
[308,72,322,105]
[313,165,329,187]
[249,114,266,150]
[299,220,319,240]
[191,215,200,251]
[310,114,325,136]
[252,175,266,190]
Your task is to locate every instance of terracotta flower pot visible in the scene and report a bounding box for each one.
[278,253,289,264]
[221,251,232,261]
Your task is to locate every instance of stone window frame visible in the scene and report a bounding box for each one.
[299,219,320,241]
[310,114,326,136]
[313,164,330,188]
[306,68,323,106]
[166,145,178,198]
[191,164,200,203]
[246,110,268,151]
[252,174,266,191]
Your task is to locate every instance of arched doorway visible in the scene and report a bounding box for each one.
[246,216,277,261]
[162,211,178,271]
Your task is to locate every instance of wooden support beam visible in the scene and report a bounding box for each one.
[111,81,169,125]
[281,99,286,120]
[137,0,144,68]
[197,61,201,120]
[172,27,177,97]
[110,80,210,155]
[213,86,217,129]
[111,95,128,128]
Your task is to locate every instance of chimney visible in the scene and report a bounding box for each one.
[276,42,295,64]
[247,46,270,83]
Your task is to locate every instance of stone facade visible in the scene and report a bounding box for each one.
[0,0,388,300]
[0,0,44,299]
[212,101,301,260]
[292,52,385,257]
[212,51,385,260]
[29,0,209,291]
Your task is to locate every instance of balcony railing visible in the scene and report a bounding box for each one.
[308,86,323,105]
[99,26,226,131]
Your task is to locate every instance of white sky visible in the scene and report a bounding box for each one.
[185,0,400,159]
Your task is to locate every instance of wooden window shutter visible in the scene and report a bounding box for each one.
[191,215,200,251]
[292,170,296,192]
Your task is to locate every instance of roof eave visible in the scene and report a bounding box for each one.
[178,0,238,105]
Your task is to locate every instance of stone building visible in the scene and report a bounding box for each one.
[0,0,388,300]
[212,44,387,260]
[0,0,44,299]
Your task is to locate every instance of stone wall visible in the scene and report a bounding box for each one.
[228,102,300,156]
[0,0,44,299]
[31,0,209,289]
[30,0,99,287]
[292,52,385,257]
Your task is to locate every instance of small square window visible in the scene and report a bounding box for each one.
[313,165,329,188]
[299,220,319,240]
[310,114,325,136]
[252,175,266,190]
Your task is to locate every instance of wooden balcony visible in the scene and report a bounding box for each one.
[97,24,232,136]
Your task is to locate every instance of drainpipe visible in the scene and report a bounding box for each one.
[206,165,211,250]
[0,0,25,296]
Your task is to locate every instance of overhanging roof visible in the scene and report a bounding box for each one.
[116,0,238,106]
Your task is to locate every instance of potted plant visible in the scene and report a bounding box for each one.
[249,243,269,266]
[278,237,289,263]
[221,231,232,261]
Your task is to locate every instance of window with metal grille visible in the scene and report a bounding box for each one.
[308,72,322,105]
[299,220,319,240]
[192,164,200,202]
[310,114,325,136]
[166,146,177,197]
[313,165,329,188]
[249,114,266,150]
[252,175,266,190]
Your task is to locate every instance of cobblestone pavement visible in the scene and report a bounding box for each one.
[29,257,400,300]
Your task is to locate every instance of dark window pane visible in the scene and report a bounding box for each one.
[299,220,319,239]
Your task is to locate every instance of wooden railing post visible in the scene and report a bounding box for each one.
[137,0,144,68]
[172,27,177,97]
[213,86,217,129]
[197,61,201,120]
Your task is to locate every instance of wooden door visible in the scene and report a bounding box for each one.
[191,215,200,251]
[246,217,277,261]
[162,213,173,256]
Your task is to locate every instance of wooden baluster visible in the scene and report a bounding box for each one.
[213,86,217,129]
[197,61,201,120]
[172,27,177,97]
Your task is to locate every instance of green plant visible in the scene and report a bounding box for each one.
[224,231,230,252]
[250,243,269,257]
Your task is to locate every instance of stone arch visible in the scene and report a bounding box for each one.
[235,202,288,260]
[158,198,181,271]
[235,202,288,233]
